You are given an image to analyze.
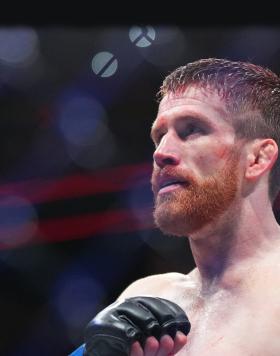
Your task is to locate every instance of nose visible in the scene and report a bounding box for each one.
[153,134,180,168]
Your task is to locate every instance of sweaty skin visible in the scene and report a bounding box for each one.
[120,86,280,355]
[119,264,280,355]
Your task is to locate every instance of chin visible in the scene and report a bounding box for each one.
[153,194,223,237]
[153,205,195,237]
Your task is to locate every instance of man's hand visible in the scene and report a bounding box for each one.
[130,331,188,356]
[84,296,191,356]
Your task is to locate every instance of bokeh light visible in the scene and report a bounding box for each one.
[0,25,280,356]
[129,26,156,48]
[50,265,105,343]
[135,26,188,68]
[0,28,39,67]
[57,93,107,146]
[91,51,118,78]
[55,90,118,170]
[0,195,38,248]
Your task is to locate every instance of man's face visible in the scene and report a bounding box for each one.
[151,86,242,237]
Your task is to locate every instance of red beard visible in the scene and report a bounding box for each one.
[152,151,240,236]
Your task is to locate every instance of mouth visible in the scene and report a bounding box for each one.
[157,178,189,195]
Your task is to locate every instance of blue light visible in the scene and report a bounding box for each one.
[0,28,39,66]
[57,94,107,146]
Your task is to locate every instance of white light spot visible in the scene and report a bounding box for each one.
[91,51,118,77]
[129,26,156,47]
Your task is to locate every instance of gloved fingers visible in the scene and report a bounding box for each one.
[161,318,190,339]
[129,297,190,338]
[84,296,190,356]
[118,300,161,339]
[130,297,178,323]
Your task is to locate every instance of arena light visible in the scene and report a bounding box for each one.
[0,27,39,67]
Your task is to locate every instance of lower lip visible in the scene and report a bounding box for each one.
[158,183,184,195]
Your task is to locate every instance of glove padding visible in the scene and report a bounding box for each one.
[83,296,191,356]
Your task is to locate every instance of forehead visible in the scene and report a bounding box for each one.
[154,86,231,130]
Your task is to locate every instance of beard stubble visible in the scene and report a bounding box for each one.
[152,151,240,237]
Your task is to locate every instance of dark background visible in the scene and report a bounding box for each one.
[1,25,280,355]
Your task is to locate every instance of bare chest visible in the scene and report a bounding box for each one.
[175,291,280,356]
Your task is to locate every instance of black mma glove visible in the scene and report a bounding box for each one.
[83,296,191,356]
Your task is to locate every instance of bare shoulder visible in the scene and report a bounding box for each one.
[118,270,197,302]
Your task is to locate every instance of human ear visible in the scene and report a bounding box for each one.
[245,139,278,181]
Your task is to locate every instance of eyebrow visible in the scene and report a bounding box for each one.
[150,114,211,142]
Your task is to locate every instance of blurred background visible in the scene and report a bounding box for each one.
[0,25,280,355]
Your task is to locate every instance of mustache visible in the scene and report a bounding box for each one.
[151,166,196,193]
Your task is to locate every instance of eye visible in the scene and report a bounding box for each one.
[178,123,202,140]
[152,131,166,147]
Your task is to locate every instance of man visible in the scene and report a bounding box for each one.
[76,58,280,355]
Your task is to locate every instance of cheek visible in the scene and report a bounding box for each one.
[214,145,230,159]
[194,144,233,174]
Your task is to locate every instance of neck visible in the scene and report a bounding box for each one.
[188,197,280,296]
